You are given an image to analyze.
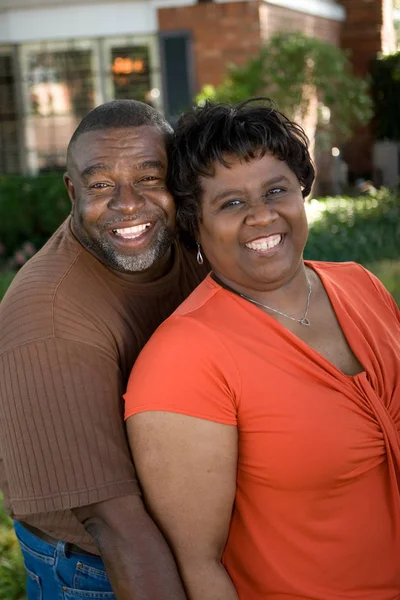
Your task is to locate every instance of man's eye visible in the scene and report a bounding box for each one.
[221,199,243,209]
[90,182,110,189]
[137,176,162,185]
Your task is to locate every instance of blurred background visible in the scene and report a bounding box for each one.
[0,0,399,597]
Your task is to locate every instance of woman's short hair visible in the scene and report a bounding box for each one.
[168,98,315,241]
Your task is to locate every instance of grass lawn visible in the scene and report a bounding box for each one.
[367,260,400,305]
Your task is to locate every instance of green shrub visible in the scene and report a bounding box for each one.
[0,496,26,600]
[305,188,400,264]
[0,173,70,262]
[0,272,15,301]
[197,32,372,143]
[367,260,400,306]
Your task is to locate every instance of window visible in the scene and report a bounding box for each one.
[111,45,151,103]
[20,40,98,171]
[15,35,162,173]
[0,49,20,173]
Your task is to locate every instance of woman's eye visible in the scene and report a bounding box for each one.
[221,199,243,209]
[267,187,285,196]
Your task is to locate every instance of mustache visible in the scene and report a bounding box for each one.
[100,213,167,230]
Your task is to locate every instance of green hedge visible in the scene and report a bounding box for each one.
[0,495,26,600]
[0,174,70,261]
[304,188,400,264]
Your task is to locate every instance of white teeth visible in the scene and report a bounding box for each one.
[245,234,282,251]
[112,223,151,239]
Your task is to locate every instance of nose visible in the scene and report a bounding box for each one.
[108,184,145,215]
[245,200,278,227]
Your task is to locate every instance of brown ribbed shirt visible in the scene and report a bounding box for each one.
[0,218,208,554]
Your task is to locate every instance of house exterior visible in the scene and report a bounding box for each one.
[0,0,395,178]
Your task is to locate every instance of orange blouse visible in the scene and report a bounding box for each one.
[125,261,400,600]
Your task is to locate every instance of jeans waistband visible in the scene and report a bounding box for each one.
[18,521,97,557]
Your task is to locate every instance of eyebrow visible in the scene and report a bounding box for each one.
[80,160,165,180]
[210,175,292,205]
[135,160,165,172]
[80,164,112,179]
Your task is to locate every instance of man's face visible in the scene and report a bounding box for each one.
[65,126,176,275]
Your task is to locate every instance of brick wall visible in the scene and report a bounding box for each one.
[339,0,396,180]
[259,3,341,45]
[158,1,262,92]
[158,1,342,93]
[340,0,395,75]
[158,0,394,183]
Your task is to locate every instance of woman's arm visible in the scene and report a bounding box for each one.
[127,411,239,600]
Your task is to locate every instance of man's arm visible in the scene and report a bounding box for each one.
[0,335,185,600]
[127,411,239,600]
[73,496,187,600]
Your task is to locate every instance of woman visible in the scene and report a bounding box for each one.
[124,99,400,600]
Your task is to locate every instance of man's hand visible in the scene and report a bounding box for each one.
[73,494,187,600]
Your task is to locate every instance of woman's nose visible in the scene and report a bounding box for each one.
[245,202,279,227]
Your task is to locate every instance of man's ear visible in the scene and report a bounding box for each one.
[63,172,76,214]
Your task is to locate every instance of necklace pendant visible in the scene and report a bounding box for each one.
[300,317,311,327]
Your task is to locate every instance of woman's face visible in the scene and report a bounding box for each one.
[198,152,308,293]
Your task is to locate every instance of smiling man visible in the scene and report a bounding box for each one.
[0,100,208,599]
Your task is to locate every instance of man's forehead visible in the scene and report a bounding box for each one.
[71,125,167,169]
[75,125,166,150]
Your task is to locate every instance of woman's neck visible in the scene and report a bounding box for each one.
[212,261,311,316]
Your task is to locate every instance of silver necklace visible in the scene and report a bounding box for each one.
[238,275,312,327]
[213,273,312,327]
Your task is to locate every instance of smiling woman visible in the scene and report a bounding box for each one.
[196,153,308,296]
[124,98,400,600]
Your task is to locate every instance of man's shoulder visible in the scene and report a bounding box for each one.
[0,220,107,353]
[3,218,81,292]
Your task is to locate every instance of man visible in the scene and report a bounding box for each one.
[0,100,208,599]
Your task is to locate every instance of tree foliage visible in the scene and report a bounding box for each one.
[197,32,372,142]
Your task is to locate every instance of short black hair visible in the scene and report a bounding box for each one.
[67,99,173,165]
[168,98,315,241]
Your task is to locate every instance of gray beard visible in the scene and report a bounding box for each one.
[80,223,176,274]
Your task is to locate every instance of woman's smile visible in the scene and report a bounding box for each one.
[244,233,284,255]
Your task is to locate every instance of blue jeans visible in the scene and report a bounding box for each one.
[14,521,115,599]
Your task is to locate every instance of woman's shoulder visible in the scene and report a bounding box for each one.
[306,259,361,274]
[133,276,226,358]
[307,260,398,314]
[307,259,375,284]
[127,276,241,410]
